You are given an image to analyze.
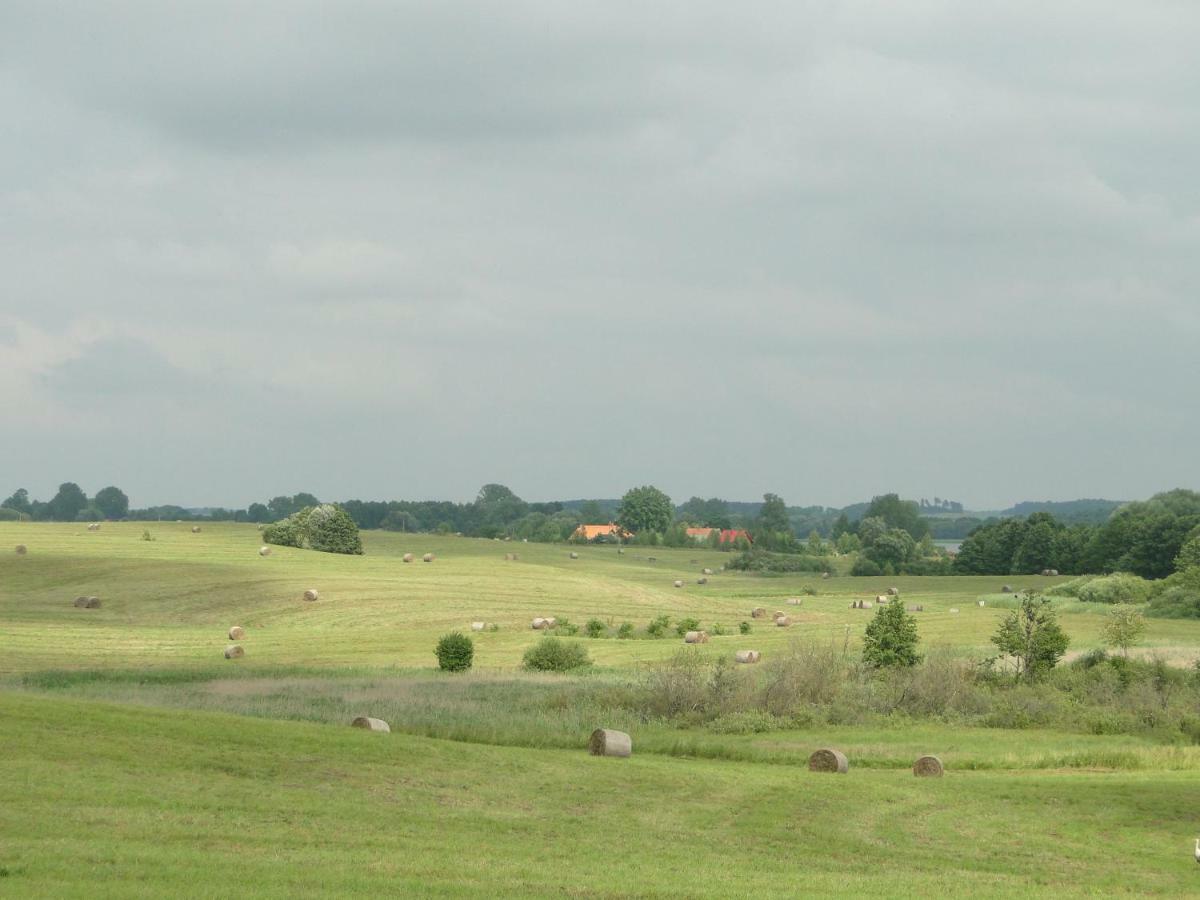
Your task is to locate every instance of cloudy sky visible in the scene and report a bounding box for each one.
[2,1,1198,510]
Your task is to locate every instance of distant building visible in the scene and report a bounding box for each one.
[572,523,632,542]
[685,527,752,545]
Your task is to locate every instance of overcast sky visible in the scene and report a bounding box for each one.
[2,1,1198,511]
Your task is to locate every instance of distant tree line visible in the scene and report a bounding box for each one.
[953,489,1200,579]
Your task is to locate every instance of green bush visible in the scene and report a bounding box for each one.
[675,617,701,637]
[738,621,751,635]
[522,637,590,672]
[0,507,19,521]
[861,600,921,668]
[850,556,883,577]
[584,618,606,638]
[617,622,634,639]
[263,504,363,555]
[435,632,474,672]
[646,615,671,638]
[1076,573,1151,605]
[1146,568,1200,619]
[1044,575,1095,598]
[725,549,827,574]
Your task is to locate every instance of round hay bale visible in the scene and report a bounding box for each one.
[1001,584,1014,593]
[673,580,684,588]
[423,553,435,563]
[303,589,319,602]
[73,595,100,609]
[808,748,849,774]
[471,621,486,631]
[569,551,579,559]
[224,644,244,659]
[915,604,924,612]
[876,595,888,603]
[702,567,713,575]
[531,617,547,629]
[259,546,272,557]
[191,526,202,534]
[228,626,245,640]
[787,597,802,606]
[1040,568,1059,577]
[862,601,873,609]
[543,617,558,629]
[697,577,708,585]
[735,650,761,664]
[589,728,631,758]
[850,600,858,609]
[402,553,414,563]
[751,607,766,619]
[913,755,944,777]
[15,544,27,555]
[821,571,831,579]
[977,599,986,607]
[949,608,959,614]
[774,616,790,627]
[351,716,390,733]
[887,586,899,596]
[773,610,784,619]
[683,630,709,644]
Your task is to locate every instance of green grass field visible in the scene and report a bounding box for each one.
[3,522,1200,896]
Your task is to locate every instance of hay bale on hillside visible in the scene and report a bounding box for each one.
[821,571,831,579]
[1040,568,1059,577]
[569,551,579,559]
[683,630,709,644]
[191,526,202,534]
[949,608,959,614]
[787,598,802,606]
[471,622,486,632]
[303,589,319,602]
[423,553,435,562]
[403,553,414,563]
[259,546,271,557]
[808,748,849,774]
[774,616,790,627]
[850,600,859,609]
[544,617,558,629]
[735,650,761,664]
[887,587,899,596]
[73,596,100,609]
[351,716,390,733]
[773,610,784,619]
[751,607,766,619]
[697,577,708,585]
[14,544,26,555]
[531,618,548,629]
[702,568,714,575]
[977,599,986,607]
[913,755,944,777]
[228,626,245,640]
[224,644,244,659]
[589,728,631,758]
[876,595,888,604]
[673,580,684,588]
[1001,584,1014,593]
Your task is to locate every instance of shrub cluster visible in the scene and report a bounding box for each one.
[435,632,474,672]
[523,637,591,672]
[262,504,364,555]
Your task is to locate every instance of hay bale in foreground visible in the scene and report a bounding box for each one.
[589,728,631,758]
[224,644,244,659]
[531,618,547,629]
[228,626,245,640]
[423,553,435,562]
[471,621,486,632]
[403,553,414,563]
[876,595,888,603]
[887,586,899,596]
[259,546,271,557]
[191,526,202,533]
[913,755,944,777]
[808,748,849,774]
[73,596,101,609]
[735,650,761,664]
[569,551,579,559]
[683,630,709,644]
[351,716,390,733]
[673,580,684,588]
[751,607,766,619]
[303,589,319,602]
[774,616,791,627]
[862,601,873,609]
[15,544,26,555]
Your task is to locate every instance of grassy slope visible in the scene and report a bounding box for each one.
[2,691,1198,898]
[3,522,1197,673]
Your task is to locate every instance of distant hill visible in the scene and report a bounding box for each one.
[999,499,1124,524]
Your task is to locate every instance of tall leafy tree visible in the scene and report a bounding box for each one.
[47,482,87,521]
[616,485,673,535]
[991,595,1069,681]
[2,488,31,515]
[756,493,791,535]
[863,493,929,540]
[862,600,921,667]
[93,486,129,520]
